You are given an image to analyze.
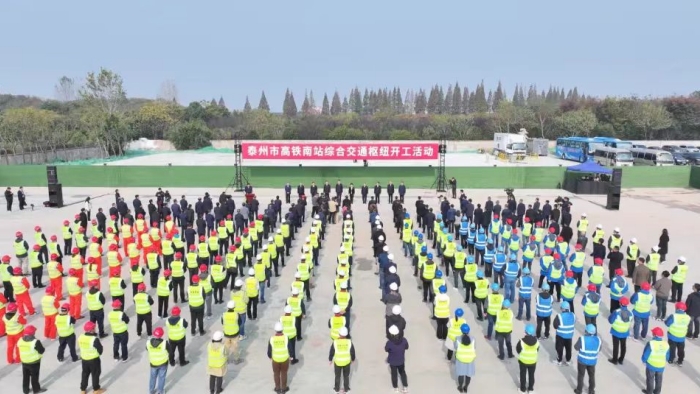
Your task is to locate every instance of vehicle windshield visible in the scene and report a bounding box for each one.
[616,152,633,161]
[656,153,673,162]
[615,142,633,149]
[587,142,603,154]
[511,143,526,151]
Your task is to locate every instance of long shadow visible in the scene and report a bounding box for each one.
[100,341,147,386]
[40,357,82,386]
[677,361,700,386]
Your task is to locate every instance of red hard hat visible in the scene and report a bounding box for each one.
[72,247,80,254]
[109,244,118,250]
[152,222,158,226]
[50,253,58,260]
[75,214,81,219]
[553,253,561,260]
[219,220,225,226]
[565,270,574,278]
[87,257,95,263]
[138,213,144,218]
[210,230,217,236]
[641,282,651,291]
[615,268,623,276]
[512,228,519,234]
[548,227,555,234]
[175,252,182,258]
[163,269,172,276]
[544,248,552,255]
[166,215,171,221]
[676,302,687,311]
[594,258,603,265]
[575,244,582,250]
[50,235,58,241]
[84,321,96,332]
[68,268,77,276]
[257,214,263,219]
[110,215,116,219]
[123,218,130,224]
[23,325,37,336]
[61,303,70,310]
[165,234,172,240]
[587,284,597,292]
[63,220,70,225]
[199,235,205,241]
[78,227,85,233]
[153,327,164,338]
[524,217,530,223]
[91,219,97,224]
[192,275,200,283]
[557,236,563,242]
[199,264,207,272]
[506,219,513,224]
[107,228,113,233]
[493,214,499,219]
[15,231,23,238]
[91,237,98,242]
[651,327,664,337]
[226,214,232,219]
[171,306,181,316]
[235,237,241,243]
[112,300,123,308]
[13,267,22,275]
[7,303,18,313]
[619,297,630,306]
[189,245,196,250]
[2,255,11,262]
[229,245,236,251]
[89,280,99,287]
[35,226,41,232]
[243,228,249,234]
[33,244,41,251]
[215,256,222,262]
[111,268,120,277]
[138,283,146,291]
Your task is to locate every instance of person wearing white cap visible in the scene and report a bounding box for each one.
[269,322,291,394]
[625,238,640,278]
[384,282,402,317]
[334,281,353,315]
[280,305,299,364]
[386,305,406,338]
[378,245,390,291]
[245,268,260,320]
[383,264,400,301]
[230,279,249,339]
[309,226,320,267]
[254,254,268,304]
[221,300,242,364]
[576,213,588,239]
[297,255,312,300]
[286,287,306,340]
[645,246,661,285]
[329,305,347,340]
[385,324,410,393]
[335,270,349,293]
[329,326,355,394]
[591,225,605,244]
[670,256,688,302]
[608,228,623,253]
[291,272,305,300]
[207,331,228,394]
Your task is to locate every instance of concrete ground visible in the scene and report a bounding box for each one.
[1,187,700,394]
[102,152,571,167]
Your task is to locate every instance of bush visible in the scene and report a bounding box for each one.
[167,120,213,150]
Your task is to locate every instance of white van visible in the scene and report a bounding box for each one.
[629,148,675,166]
[593,147,634,167]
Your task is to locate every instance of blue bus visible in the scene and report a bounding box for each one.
[555,137,602,162]
[592,137,633,150]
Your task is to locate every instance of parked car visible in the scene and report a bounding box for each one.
[681,151,700,165]
[672,152,689,165]
[632,144,647,149]
[662,145,686,153]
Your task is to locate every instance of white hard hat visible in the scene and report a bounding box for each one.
[284,305,292,314]
[315,214,320,219]
[212,331,223,341]
[294,272,301,278]
[262,243,268,249]
[256,254,262,260]
[389,282,398,291]
[274,322,283,332]
[679,256,687,262]
[310,228,316,233]
[392,305,402,315]
[340,246,345,252]
[596,224,602,229]
[388,325,399,335]
[383,245,389,252]
[291,287,300,295]
[652,246,659,252]
[339,327,348,336]
[377,225,383,230]
[300,255,306,260]
[248,268,255,276]
[268,236,274,242]
[338,270,346,276]
[305,236,310,242]
[374,220,381,225]
[302,246,309,252]
[630,238,637,243]
[378,235,384,241]
[387,253,394,260]
[276,229,282,234]
[581,213,587,217]
[234,279,243,287]
[375,215,380,220]
[340,281,348,289]
[332,305,341,314]
[346,214,350,219]
[227,300,235,309]
[614,227,620,232]
[389,266,397,274]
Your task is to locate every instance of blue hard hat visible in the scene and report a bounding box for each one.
[457,245,463,251]
[461,323,471,334]
[541,283,550,291]
[405,213,410,218]
[421,246,427,253]
[585,324,597,335]
[561,301,570,310]
[436,270,443,278]
[442,227,448,233]
[476,270,484,278]
[491,283,500,291]
[427,252,433,259]
[455,308,464,317]
[497,246,504,252]
[487,238,494,244]
[509,253,518,261]
[470,223,476,229]
[461,216,467,222]
[437,214,443,220]
[413,230,419,236]
[525,324,536,336]
[404,223,409,228]
[503,300,511,308]
[467,255,475,263]
[439,285,447,294]
[478,228,485,234]
[522,267,530,275]
[447,235,453,242]
[418,234,424,240]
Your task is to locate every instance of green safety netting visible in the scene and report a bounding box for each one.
[51,146,239,165]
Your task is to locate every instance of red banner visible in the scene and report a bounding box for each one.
[242,142,439,160]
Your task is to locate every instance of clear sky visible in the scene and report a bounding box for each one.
[1,0,698,111]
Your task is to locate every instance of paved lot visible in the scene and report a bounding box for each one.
[1,187,699,393]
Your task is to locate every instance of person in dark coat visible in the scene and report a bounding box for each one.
[348,183,355,203]
[465,200,474,223]
[493,200,502,217]
[415,197,425,227]
[297,183,305,198]
[194,198,204,216]
[685,284,700,339]
[96,208,107,234]
[196,216,206,237]
[560,224,573,244]
[335,180,343,201]
[374,182,382,204]
[133,195,143,213]
[244,184,253,195]
[184,224,196,250]
[473,204,483,230]
[180,196,188,212]
[542,200,552,227]
[387,182,395,204]
[202,193,213,213]
[171,200,182,226]
[516,200,526,227]
[284,183,292,203]
[424,208,435,239]
[205,212,215,234]
[658,229,669,262]
[361,183,369,204]
[591,238,606,261]
[448,177,457,198]
[310,182,318,197]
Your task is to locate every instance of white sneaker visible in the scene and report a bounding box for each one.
[519,390,527,394]
[528,391,535,394]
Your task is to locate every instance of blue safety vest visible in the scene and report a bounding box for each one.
[577,335,601,366]
[556,312,576,339]
[493,253,506,271]
[536,294,552,317]
[519,276,533,299]
[475,234,487,251]
[459,222,469,236]
[504,262,519,281]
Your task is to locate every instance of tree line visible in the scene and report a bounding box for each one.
[1,68,699,155]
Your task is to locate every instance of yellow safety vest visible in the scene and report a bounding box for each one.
[222,311,240,336]
[29,251,42,269]
[208,343,227,368]
[495,309,514,333]
[231,291,247,314]
[167,318,186,341]
[448,317,467,341]
[335,291,350,310]
[422,263,436,280]
[330,315,346,340]
[66,277,81,296]
[147,340,169,366]
[672,265,688,284]
[87,292,104,311]
[147,253,159,270]
[332,338,352,366]
[668,313,690,339]
[62,225,73,240]
[270,335,290,362]
[157,277,171,297]
[171,260,185,278]
[188,285,204,307]
[198,243,210,258]
[245,277,259,297]
[475,279,490,299]
[281,315,297,339]
[647,253,660,271]
[626,245,639,260]
[41,295,58,316]
[109,277,124,296]
[134,293,151,315]
[647,340,670,368]
[78,335,99,360]
[287,296,302,317]
[56,314,74,337]
[434,295,450,318]
[634,292,653,314]
[578,219,588,233]
[4,313,23,335]
[518,341,539,364]
[11,276,28,294]
[487,294,504,315]
[47,261,62,279]
[455,339,476,363]
[131,268,144,284]
[18,339,42,363]
[108,311,128,334]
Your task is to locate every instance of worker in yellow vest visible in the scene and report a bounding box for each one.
[207,230,219,265]
[157,269,173,318]
[87,236,103,276]
[188,275,206,336]
[28,244,44,288]
[162,233,175,271]
[75,227,89,260]
[452,323,476,393]
[225,245,239,290]
[495,299,515,359]
[329,305,348,340]
[2,254,16,303]
[516,324,540,393]
[171,251,187,302]
[330,326,355,393]
[166,306,189,366]
[41,286,59,340]
[625,238,640,279]
[198,264,214,319]
[62,219,74,256]
[280,305,298,364]
[108,267,127,306]
[109,299,130,362]
[17,324,47,394]
[231,280,249,339]
[670,256,688,302]
[86,280,108,338]
[211,256,227,304]
[147,326,169,394]
[645,246,661,285]
[48,234,63,262]
[130,261,147,297]
[269,322,290,393]
[55,303,79,362]
[285,287,306,341]
[245,268,260,320]
[446,308,467,361]
[134,283,154,337]
[434,285,451,340]
[333,281,352,316]
[222,300,242,364]
[145,246,161,288]
[208,331,229,394]
[4,302,27,363]
[642,327,670,394]
[11,266,36,316]
[78,321,106,394]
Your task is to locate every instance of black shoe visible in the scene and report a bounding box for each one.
[170,361,176,366]
[291,359,299,365]
[35,388,47,393]
[607,358,618,365]
[181,360,190,366]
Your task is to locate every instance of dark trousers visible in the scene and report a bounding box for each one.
[536,316,551,338]
[611,336,626,362]
[158,295,169,317]
[213,282,224,303]
[671,282,683,301]
[22,361,42,394]
[334,364,351,392]
[113,332,129,360]
[247,296,259,319]
[555,336,572,362]
[168,338,187,364]
[190,307,205,334]
[80,358,102,391]
[89,310,106,336]
[64,240,73,256]
[209,375,223,393]
[31,267,43,287]
[136,313,153,336]
[668,339,685,363]
[645,367,663,394]
[689,315,700,338]
[576,363,595,393]
[57,333,78,361]
[3,281,14,302]
[295,316,303,340]
[519,362,536,392]
[390,364,408,389]
[225,270,237,290]
[173,277,186,302]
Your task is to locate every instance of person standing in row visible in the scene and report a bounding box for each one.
[109,300,130,362]
[208,331,228,394]
[147,327,169,394]
[329,326,355,394]
[79,321,105,394]
[385,325,409,393]
[607,297,632,365]
[516,324,539,394]
[642,327,670,394]
[453,323,475,393]
[269,322,290,394]
[573,324,601,394]
[18,325,47,394]
[56,303,79,362]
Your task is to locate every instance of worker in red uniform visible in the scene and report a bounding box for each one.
[135,213,148,245]
[70,247,85,287]
[106,243,123,276]
[3,302,27,363]
[150,222,163,253]
[122,217,135,255]
[0,294,7,337]
[11,267,35,316]
[67,268,84,320]
[46,253,64,301]
[41,286,60,340]
[88,237,103,275]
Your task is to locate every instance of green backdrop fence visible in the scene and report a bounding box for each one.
[0,164,696,189]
